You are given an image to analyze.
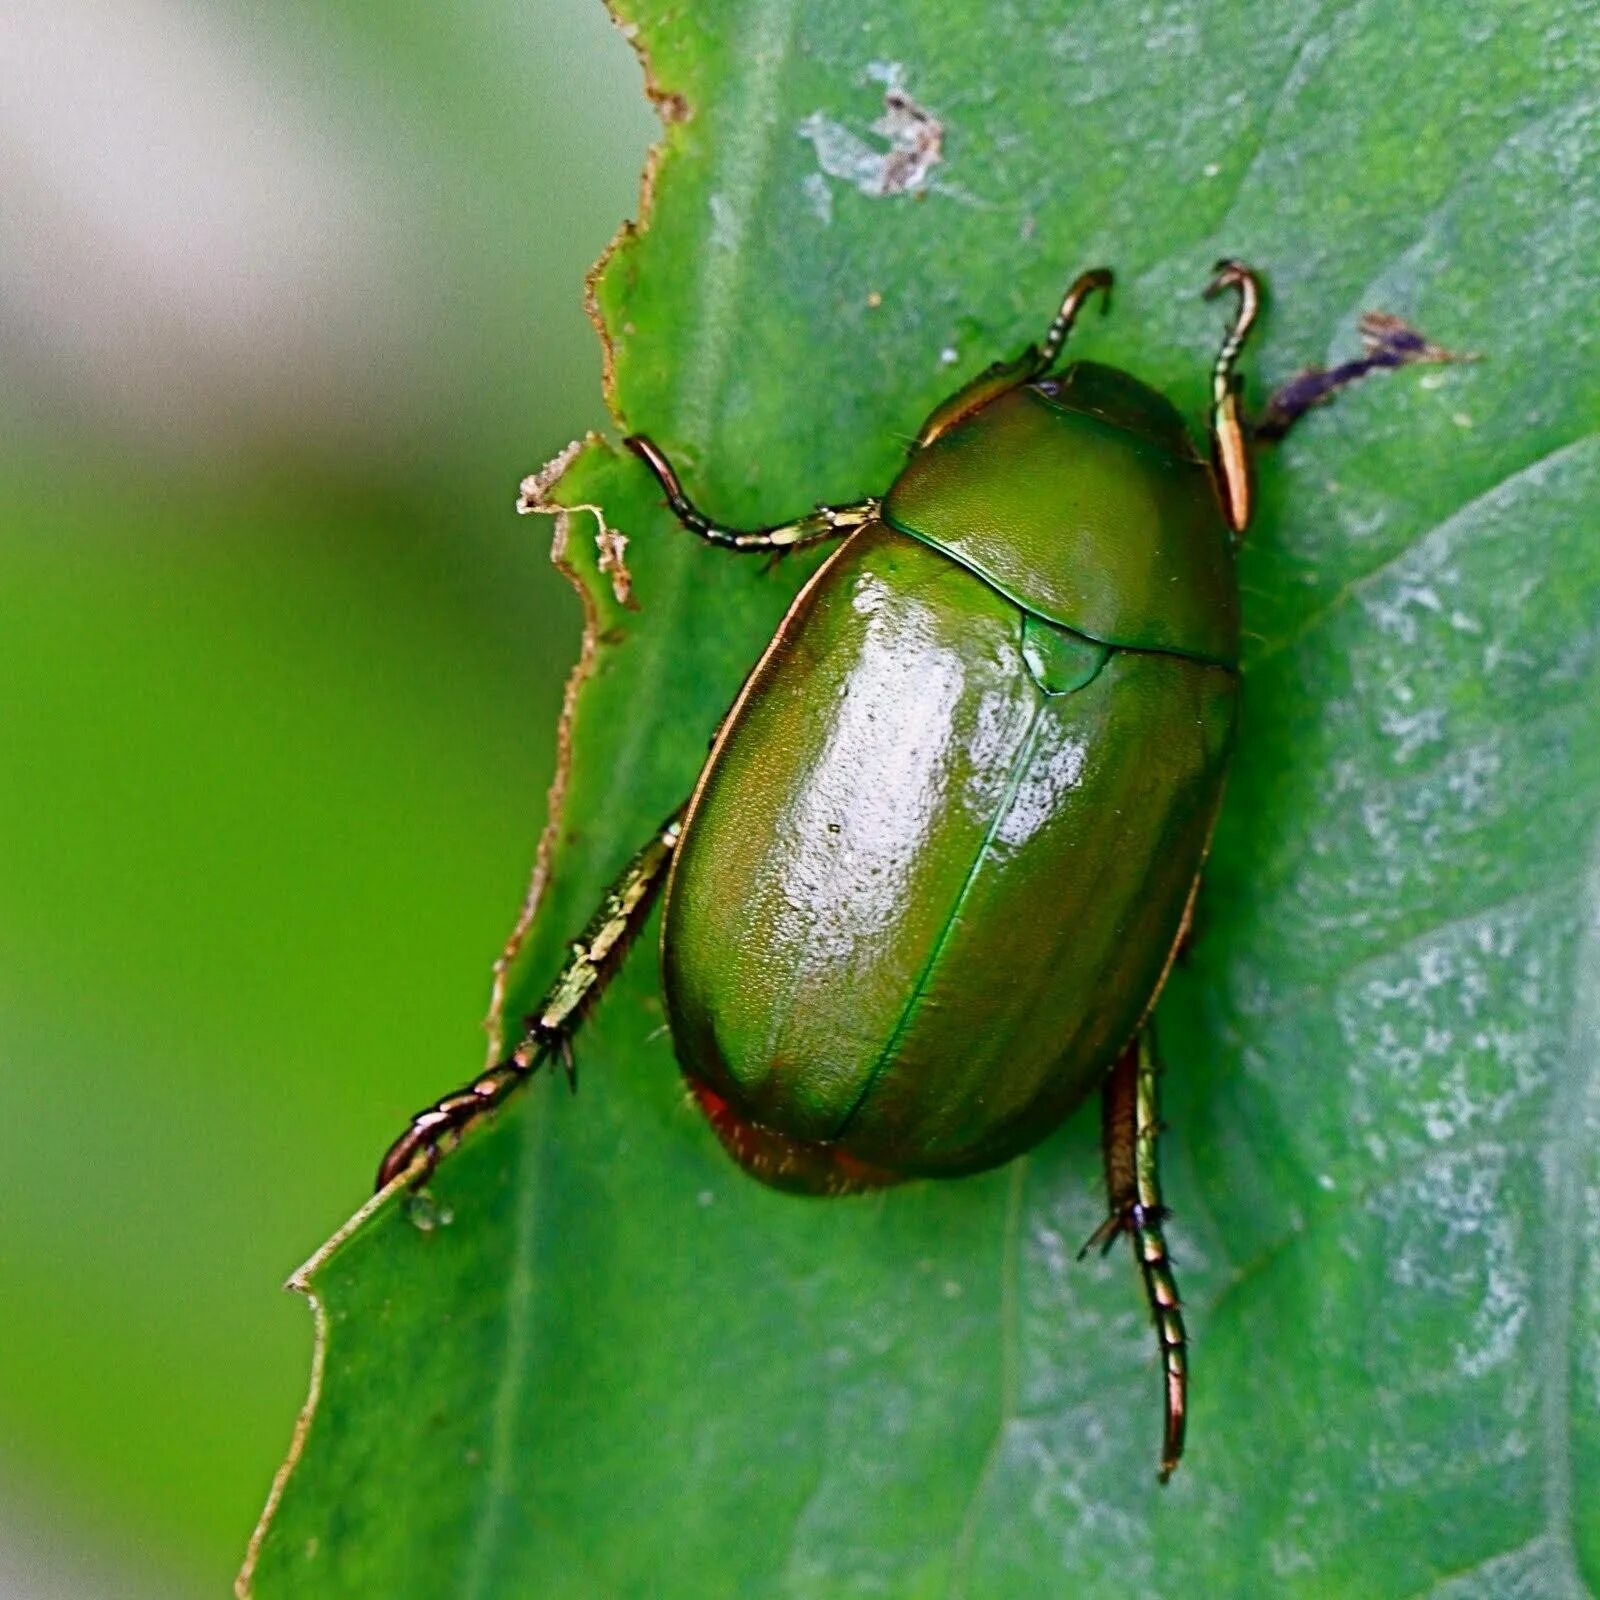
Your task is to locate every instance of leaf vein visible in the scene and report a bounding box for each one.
[944,1156,1026,1599]
[1227,879,1568,1029]
[1247,432,1599,672]
[460,1096,548,1599]
[1541,830,1600,1594]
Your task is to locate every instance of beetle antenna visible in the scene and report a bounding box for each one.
[1038,266,1114,370]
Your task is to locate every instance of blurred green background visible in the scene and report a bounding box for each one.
[0,3,651,1594]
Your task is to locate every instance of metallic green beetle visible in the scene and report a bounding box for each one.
[380,261,1443,1480]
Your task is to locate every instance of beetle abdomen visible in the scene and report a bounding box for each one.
[662,523,1235,1182]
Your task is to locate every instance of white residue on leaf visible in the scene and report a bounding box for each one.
[798,61,945,201]
[1373,1145,1534,1393]
[801,171,834,225]
[708,192,739,251]
[1377,704,1447,764]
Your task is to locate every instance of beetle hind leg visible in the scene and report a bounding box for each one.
[1256,311,1474,442]
[625,435,878,554]
[375,810,685,1190]
[1081,1030,1188,1482]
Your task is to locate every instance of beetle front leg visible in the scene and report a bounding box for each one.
[1080,1030,1188,1482]
[1203,259,1263,538]
[375,810,685,1190]
[1203,260,1471,529]
[625,435,878,554]
[913,267,1115,448]
[1035,265,1115,372]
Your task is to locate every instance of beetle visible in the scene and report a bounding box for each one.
[379,261,1451,1480]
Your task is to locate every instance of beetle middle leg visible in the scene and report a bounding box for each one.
[625,435,879,554]
[375,810,685,1190]
[1080,1029,1188,1482]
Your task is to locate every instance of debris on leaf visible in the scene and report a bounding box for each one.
[595,526,638,609]
[799,62,943,200]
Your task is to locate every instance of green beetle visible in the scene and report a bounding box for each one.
[381,261,1446,1480]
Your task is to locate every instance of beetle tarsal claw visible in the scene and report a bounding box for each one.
[373,1048,558,1191]
[1076,1207,1131,1260]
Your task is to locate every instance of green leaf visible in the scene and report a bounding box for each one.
[240,3,1600,1595]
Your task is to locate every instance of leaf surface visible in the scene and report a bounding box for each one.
[242,3,1600,1595]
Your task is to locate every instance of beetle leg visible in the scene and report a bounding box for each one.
[911,266,1114,448]
[1035,265,1114,372]
[1255,311,1474,442]
[1080,1031,1188,1483]
[625,435,878,553]
[1203,258,1262,537]
[375,810,684,1190]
